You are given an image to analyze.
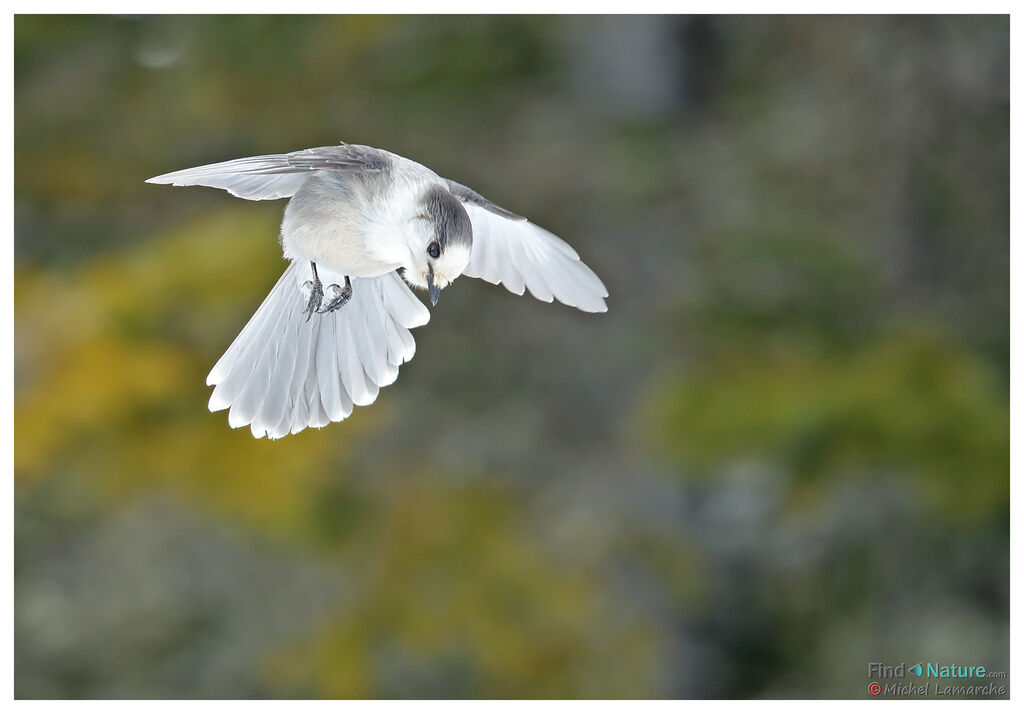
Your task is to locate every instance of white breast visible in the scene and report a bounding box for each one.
[279,170,426,278]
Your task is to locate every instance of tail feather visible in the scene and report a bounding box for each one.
[315,317,346,423]
[338,312,373,406]
[251,294,304,437]
[210,270,294,414]
[207,262,429,439]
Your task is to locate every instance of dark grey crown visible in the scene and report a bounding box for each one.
[422,185,473,253]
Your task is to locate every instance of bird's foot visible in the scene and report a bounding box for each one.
[301,262,324,321]
[317,276,353,313]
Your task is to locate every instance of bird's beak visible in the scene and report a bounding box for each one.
[427,267,440,307]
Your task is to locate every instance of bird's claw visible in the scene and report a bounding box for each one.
[301,275,324,322]
[301,265,351,319]
[317,278,353,314]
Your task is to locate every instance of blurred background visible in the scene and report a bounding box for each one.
[14,15,1008,698]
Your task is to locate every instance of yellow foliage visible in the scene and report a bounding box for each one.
[266,475,661,698]
[14,206,381,535]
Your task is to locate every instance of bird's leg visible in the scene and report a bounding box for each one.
[301,261,324,321]
[317,276,353,313]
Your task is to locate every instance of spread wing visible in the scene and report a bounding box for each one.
[146,144,390,200]
[447,182,608,313]
[207,262,429,439]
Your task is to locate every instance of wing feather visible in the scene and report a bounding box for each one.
[459,202,608,313]
[146,144,390,200]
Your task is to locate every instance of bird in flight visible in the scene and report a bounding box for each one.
[147,143,608,438]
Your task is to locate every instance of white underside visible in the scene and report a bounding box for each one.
[279,168,428,278]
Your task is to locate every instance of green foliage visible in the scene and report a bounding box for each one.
[642,333,1008,522]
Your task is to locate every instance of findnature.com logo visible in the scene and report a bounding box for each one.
[866,661,1007,698]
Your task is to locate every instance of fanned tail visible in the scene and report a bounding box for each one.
[207,262,430,439]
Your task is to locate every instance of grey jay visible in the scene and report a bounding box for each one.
[147,143,608,439]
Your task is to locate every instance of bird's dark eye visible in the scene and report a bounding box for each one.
[427,241,440,259]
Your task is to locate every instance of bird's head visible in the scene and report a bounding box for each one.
[402,185,473,306]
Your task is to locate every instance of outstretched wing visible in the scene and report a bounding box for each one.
[207,262,429,439]
[447,182,608,313]
[146,144,391,200]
